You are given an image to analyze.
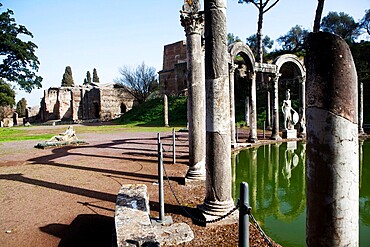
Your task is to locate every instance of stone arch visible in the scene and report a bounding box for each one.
[120,103,127,114]
[228,42,258,143]
[273,54,306,137]
[273,54,305,76]
[228,41,255,71]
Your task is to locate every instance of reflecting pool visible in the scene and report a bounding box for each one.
[232,140,370,246]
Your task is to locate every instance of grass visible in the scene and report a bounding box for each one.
[0,96,188,143]
[0,128,54,142]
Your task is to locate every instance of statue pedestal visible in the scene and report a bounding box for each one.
[282,129,297,139]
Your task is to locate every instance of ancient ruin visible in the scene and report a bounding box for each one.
[27,83,136,123]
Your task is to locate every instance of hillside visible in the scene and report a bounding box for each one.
[117,96,187,127]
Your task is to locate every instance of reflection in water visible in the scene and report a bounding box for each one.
[233,140,369,247]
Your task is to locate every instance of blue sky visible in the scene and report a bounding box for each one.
[1,0,369,106]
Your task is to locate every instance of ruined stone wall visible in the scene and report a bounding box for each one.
[35,84,135,123]
[57,88,73,120]
[99,88,135,121]
[159,40,187,96]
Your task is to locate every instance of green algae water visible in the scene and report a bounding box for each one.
[232,140,370,246]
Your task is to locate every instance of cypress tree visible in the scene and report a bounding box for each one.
[93,68,100,83]
[16,97,27,117]
[61,66,74,87]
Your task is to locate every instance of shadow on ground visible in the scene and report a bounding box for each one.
[40,214,114,247]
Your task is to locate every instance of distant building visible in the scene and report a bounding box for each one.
[158,40,188,96]
[27,83,136,123]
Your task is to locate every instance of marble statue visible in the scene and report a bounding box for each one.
[282,89,299,130]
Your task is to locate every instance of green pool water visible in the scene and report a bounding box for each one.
[232,140,370,246]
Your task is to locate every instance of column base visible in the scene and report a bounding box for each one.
[185,159,206,181]
[248,137,258,143]
[270,133,282,140]
[198,199,236,217]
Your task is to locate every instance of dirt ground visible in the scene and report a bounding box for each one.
[0,125,280,247]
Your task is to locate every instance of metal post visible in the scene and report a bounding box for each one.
[157,133,165,222]
[239,182,250,247]
[172,128,176,164]
[263,121,265,139]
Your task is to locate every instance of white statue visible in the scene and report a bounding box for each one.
[48,125,78,142]
[282,89,299,130]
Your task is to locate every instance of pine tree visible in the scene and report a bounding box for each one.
[93,68,99,83]
[61,66,74,87]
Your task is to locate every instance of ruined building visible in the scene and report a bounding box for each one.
[28,83,136,123]
[158,40,188,96]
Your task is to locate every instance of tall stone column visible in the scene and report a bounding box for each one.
[245,96,250,126]
[229,64,237,145]
[164,94,169,127]
[201,0,234,217]
[181,2,206,180]
[249,72,258,142]
[306,32,359,246]
[359,82,365,134]
[299,76,306,137]
[266,91,271,129]
[270,73,281,140]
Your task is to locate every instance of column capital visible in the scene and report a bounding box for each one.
[180,11,204,35]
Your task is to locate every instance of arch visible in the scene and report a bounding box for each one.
[120,103,127,114]
[228,41,256,71]
[273,54,305,77]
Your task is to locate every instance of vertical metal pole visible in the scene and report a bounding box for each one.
[172,128,176,164]
[239,182,249,247]
[263,121,265,139]
[157,133,165,222]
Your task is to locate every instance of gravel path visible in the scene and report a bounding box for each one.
[0,125,279,246]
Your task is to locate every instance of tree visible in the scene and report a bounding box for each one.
[61,66,74,87]
[0,3,42,93]
[84,71,91,85]
[238,0,280,63]
[227,33,242,45]
[0,78,15,107]
[313,0,325,32]
[321,11,361,42]
[93,68,99,83]
[246,34,273,57]
[16,97,27,117]
[115,62,158,103]
[277,25,309,53]
[361,9,370,36]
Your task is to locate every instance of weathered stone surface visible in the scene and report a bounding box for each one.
[306,32,359,246]
[201,0,234,217]
[115,184,194,246]
[38,83,135,123]
[153,223,194,245]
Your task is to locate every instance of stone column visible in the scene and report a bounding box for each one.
[270,73,281,140]
[245,96,250,126]
[229,64,237,145]
[306,32,359,246]
[266,91,271,129]
[299,76,306,138]
[201,0,234,217]
[249,72,258,142]
[164,94,169,127]
[359,82,365,134]
[181,3,206,180]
